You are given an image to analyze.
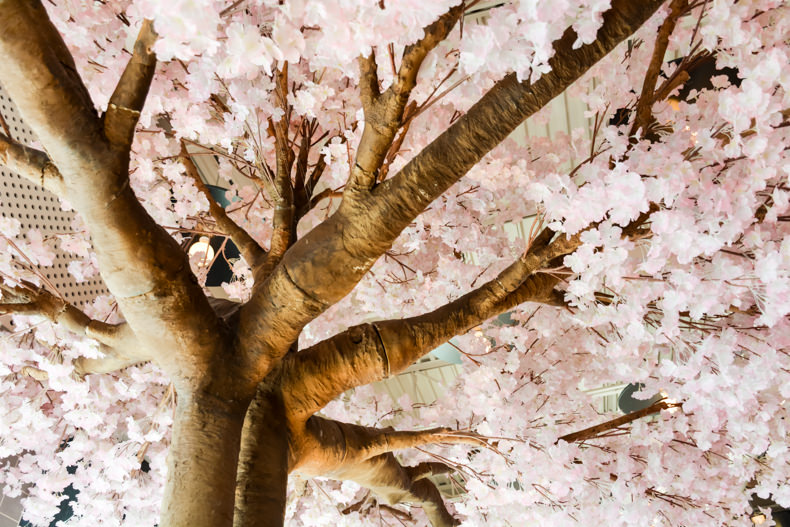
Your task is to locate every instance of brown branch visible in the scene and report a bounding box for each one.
[340,454,458,527]
[180,142,265,266]
[360,427,486,458]
[256,65,296,279]
[236,0,662,388]
[291,418,460,527]
[630,0,688,137]
[358,52,381,111]
[345,5,465,194]
[307,188,343,209]
[557,400,679,444]
[290,418,475,473]
[0,133,64,195]
[652,49,709,103]
[280,233,573,421]
[306,155,326,197]
[281,210,675,423]
[0,280,151,375]
[104,20,157,148]
[292,122,313,220]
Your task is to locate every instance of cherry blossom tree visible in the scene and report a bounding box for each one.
[0,0,789,526]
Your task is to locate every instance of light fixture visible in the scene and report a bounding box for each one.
[751,512,767,525]
[188,236,215,267]
[617,383,664,414]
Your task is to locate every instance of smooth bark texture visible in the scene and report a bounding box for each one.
[0,134,64,195]
[0,0,225,388]
[162,393,247,527]
[104,20,157,148]
[236,0,664,385]
[0,1,667,525]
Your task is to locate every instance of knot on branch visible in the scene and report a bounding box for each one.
[104,103,142,146]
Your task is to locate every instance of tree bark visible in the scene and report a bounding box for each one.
[0,0,226,384]
[161,391,247,527]
[234,387,290,527]
[0,2,672,526]
[237,0,665,384]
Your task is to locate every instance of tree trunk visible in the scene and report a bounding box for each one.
[161,391,247,527]
[234,388,290,527]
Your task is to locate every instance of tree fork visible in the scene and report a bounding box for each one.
[236,0,665,388]
[347,5,466,194]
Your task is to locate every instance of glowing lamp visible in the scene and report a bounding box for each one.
[188,236,215,266]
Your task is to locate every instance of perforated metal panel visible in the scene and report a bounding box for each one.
[0,83,108,306]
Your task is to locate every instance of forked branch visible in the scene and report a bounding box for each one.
[257,65,296,279]
[292,418,466,527]
[346,5,465,193]
[236,0,665,386]
[630,0,689,137]
[0,280,151,375]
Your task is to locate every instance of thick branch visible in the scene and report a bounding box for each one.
[257,66,296,279]
[0,281,150,375]
[291,418,460,527]
[280,227,576,420]
[282,265,565,421]
[0,133,64,195]
[180,143,265,266]
[104,20,157,148]
[364,0,665,241]
[292,417,483,472]
[351,426,485,460]
[236,0,663,385]
[0,0,226,386]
